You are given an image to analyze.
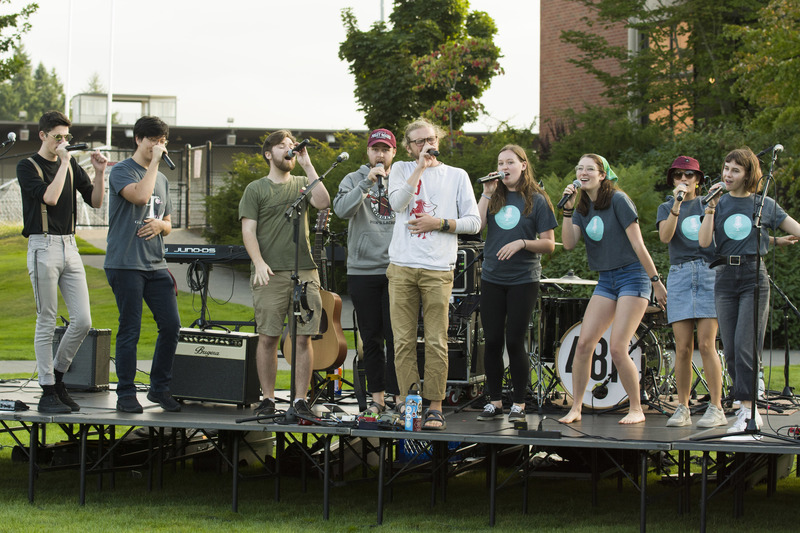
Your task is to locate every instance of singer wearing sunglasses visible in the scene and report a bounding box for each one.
[559,154,667,425]
[475,145,556,423]
[656,156,726,428]
[17,111,108,413]
[698,147,800,434]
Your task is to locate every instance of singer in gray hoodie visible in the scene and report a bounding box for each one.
[333,128,399,415]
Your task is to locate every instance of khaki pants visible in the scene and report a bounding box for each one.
[387,263,453,402]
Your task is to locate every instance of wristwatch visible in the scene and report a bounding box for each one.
[650,274,660,283]
[441,218,451,232]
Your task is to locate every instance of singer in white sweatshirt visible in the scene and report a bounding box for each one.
[386,119,480,430]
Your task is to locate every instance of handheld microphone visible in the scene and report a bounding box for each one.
[1,131,16,147]
[161,151,176,170]
[477,171,507,184]
[286,138,310,158]
[756,144,784,157]
[676,188,685,202]
[426,148,439,157]
[701,182,726,205]
[557,179,582,209]
[336,152,349,163]
[375,162,385,190]
[65,143,88,152]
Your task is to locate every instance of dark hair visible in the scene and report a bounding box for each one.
[724,147,763,193]
[39,110,71,133]
[261,129,295,163]
[576,153,619,216]
[133,116,169,143]
[489,144,553,216]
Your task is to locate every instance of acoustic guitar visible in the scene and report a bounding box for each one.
[281,208,348,370]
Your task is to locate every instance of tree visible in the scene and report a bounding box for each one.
[338,0,502,133]
[0,46,64,120]
[559,0,762,129]
[0,0,37,82]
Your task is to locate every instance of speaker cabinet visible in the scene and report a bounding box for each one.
[52,327,111,391]
[172,328,260,407]
[416,309,485,385]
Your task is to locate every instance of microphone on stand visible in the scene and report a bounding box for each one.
[477,171,507,184]
[1,132,16,147]
[557,179,582,209]
[336,152,349,163]
[65,143,89,152]
[701,182,726,205]
[756,144,784,158]
[161,151,176,170]
[592,376,612,400]
[286,138,310,159]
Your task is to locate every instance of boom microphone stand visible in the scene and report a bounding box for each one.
[768,268,800,401]
[281,156,347,424]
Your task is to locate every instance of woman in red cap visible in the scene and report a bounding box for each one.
[656,156,726,428]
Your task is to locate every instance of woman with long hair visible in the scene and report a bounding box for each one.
[476,144,557,423]
[559,154,667,425]
[699,147,800,434]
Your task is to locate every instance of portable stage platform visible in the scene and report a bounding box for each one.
[2,382,800,532]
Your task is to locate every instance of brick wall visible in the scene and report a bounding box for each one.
[540,0,629,140]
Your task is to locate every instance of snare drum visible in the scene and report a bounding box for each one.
[556,321,662,409]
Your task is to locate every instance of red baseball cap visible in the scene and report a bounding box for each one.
[666,155,704,186]
[367,128,396,148]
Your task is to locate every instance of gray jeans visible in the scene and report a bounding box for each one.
[714,261,769,401]
[27,234,92,386]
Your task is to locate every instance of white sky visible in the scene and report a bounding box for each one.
[4,0,540,132]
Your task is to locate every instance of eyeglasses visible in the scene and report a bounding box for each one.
[46,133,73,142]
[671,170,696,178]
[408,136,437,147]
[575,165,598,173]
[147,137,168,146]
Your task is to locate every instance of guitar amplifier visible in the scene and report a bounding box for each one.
[52,327,111,391]
[416,310,485,385]
[172,328,260,407]
[452,242,483,295]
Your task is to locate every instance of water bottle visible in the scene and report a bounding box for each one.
[333,366,343,397]
[404,383,422,432]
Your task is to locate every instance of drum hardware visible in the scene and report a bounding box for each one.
[540,270,598,286]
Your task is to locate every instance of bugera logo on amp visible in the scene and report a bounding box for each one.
[180,332,244,347]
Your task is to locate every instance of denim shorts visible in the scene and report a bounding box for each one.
[593,262,651,301]
[666,258,717,324]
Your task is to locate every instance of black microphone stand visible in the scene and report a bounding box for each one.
[768,272,800,402]
[280,158,345,424]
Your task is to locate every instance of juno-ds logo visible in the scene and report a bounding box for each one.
[175,246,216,254]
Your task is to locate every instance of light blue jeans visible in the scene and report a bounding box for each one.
[27,234,92,386]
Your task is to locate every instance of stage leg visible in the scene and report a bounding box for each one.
[700,451,709,533]
[489,443,497,527]
[377,438,387,525]
[28,422,38,503]
[79,424,89,505]
[324,437,331,520]
[640,451,647,533]
[232,435,239,513]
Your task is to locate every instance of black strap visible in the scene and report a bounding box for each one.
[27,157,74,234]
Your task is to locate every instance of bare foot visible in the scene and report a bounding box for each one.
[618,409,645,425]
[559,409,582,424]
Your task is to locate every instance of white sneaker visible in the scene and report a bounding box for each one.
[666,404,691,427]
[726,407,763,433]
[696,405,727,428]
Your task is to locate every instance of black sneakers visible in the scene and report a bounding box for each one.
[477,403,504,421]
[38,391,71,414]
[292,399,315,419]
[146,390,182,412]
[54,382,80,412]
[116,395,144,413]
[253,398,276,416]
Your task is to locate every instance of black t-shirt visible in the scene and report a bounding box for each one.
[17,154,95,237]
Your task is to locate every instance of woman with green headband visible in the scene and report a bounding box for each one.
[558,154,667,425]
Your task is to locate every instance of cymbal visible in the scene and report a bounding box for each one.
[540,271,598,286]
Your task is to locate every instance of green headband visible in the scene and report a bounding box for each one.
[598,156,618,182]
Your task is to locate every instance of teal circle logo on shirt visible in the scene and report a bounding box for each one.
[586,216,604,241]
[723,213,751,241]
[494,205,520,230]
[681,215,702,241]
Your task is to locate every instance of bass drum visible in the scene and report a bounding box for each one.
[556,321,662,409]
